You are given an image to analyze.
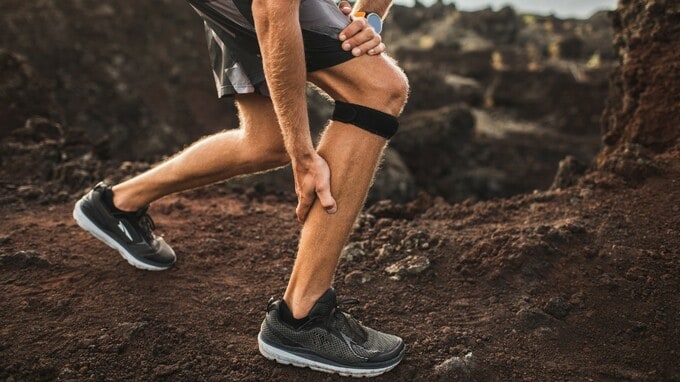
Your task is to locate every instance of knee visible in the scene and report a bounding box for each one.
[383,69,410,116]
[309,55,410,116]
[324,65,410,140]
[364,67,409,117]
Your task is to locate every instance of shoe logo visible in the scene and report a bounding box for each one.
[117,221,134,242]
[340,332,370,361]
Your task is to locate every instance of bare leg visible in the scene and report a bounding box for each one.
[111,94,289,211]
[284,54,409,318]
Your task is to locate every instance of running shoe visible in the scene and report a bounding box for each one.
[258,288,405,377]
[73,182,176,271]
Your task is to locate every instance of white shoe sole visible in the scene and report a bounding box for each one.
[257,333,401,378]
[73,199,171,271]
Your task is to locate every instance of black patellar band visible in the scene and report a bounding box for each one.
[331,100,399,139]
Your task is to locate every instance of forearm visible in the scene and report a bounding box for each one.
[253,1,314,162]
[351,0,393,18]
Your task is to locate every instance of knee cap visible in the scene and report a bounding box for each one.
[331,101,399,139]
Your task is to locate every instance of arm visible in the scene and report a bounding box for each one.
[252,1,311,163]
[351,0,394,18]
[252,0,337,222]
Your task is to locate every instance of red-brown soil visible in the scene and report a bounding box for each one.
[1,149,678,381]
[2,0,679,381]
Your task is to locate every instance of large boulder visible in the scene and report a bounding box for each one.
[598,0,680,157]
[368,148,417,204]
[392,104,475,156]
[391,105,476,199]
[404,68,483,113]
[487,67,608,135]
[582,11,617,60]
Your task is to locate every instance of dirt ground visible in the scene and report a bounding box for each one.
[1,147,678,381]
[1,0,678,380]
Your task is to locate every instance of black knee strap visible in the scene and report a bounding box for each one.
[331,100,399,139]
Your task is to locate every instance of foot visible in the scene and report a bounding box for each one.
[258,288,405,377]
[72,182,176,271]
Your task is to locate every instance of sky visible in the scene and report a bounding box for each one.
[395,0,618,18]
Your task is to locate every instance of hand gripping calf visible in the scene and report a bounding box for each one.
[331,100,399,139]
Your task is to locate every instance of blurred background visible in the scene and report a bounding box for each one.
[0,0,617,205]
[397,0,617,18]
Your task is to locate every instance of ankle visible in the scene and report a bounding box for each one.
[283,296,313,320]
[278,300,310,328]
[110,186,144,212]
[283,289,326,319]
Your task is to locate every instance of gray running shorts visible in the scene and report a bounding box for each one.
[186,0,355,98]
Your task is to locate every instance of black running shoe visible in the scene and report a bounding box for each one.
[73,182,176,271]
[258,289,405,377]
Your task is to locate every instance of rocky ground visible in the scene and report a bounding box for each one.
[0,147,678,381]
[0,0,616,204]
[1,0,679,381]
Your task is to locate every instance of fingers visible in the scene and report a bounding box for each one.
[313,156,337,215]
[339,17,367,42]
[345,33,383,57]
[338,1,352,15]
[295,187,337,223]
[340,21,383,56]
[364,42,385,56]
[296,191,314,224]
[315,182,337,215]
[293,155,338,223]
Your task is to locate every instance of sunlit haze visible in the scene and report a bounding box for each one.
[394,0,617,18]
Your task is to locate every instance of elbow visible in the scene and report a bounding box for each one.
[251,0,302,55]
[252,0,277,38]
[252,0,301,44]
[251,0,269,29]
[252,0,299,20]
[251,0,268,19]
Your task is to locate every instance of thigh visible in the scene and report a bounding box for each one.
[234,94,283,144]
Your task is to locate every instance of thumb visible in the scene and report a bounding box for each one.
[338,1,352,15]
[316,184,338,214]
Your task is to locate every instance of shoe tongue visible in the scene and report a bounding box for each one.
[308,288,337,319]
[134,205,149,216]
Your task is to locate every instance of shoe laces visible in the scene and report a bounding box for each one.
[134,208,156,242]
[325,298,368,343]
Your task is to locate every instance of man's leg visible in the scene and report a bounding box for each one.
[73,94,287,270]
[283,53,409,318]
[257,52,408,377]
[111,94,289,212]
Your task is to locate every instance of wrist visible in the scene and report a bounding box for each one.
[291,149,317,167]
[353,11,383,34]
[280,122,314,165]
